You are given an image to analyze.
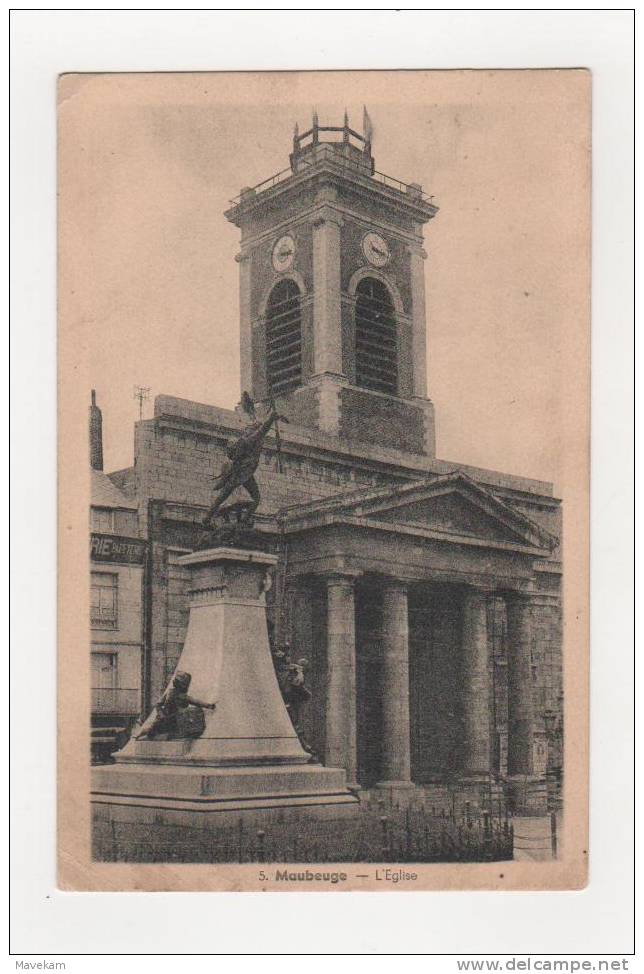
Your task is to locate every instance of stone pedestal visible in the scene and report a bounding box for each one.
[92,547,357,829]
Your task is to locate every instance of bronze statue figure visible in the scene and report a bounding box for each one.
[272,642,314,756]
[134,671,215,741]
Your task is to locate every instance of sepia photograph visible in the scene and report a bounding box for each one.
[57,68,590,892]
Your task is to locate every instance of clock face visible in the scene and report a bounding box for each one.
[272,235,296,272]
[362,231,391,268]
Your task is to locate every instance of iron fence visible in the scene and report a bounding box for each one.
[93,792,513,864]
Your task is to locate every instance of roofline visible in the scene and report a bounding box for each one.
[152,395,559,501]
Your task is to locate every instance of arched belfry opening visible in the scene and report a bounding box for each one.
[265,279,303,397]
[354,277,398,396]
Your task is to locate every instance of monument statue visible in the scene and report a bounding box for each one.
[93,390,357,843]
[134,671,216,741]
[203,393,287,532]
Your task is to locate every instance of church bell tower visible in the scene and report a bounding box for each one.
[225,110,439,457]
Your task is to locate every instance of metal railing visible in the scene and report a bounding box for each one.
[229,146,435,207]
[94,788,513,864]
[91,687,140,715]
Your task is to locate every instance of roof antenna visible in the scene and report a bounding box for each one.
[133,385,150,421]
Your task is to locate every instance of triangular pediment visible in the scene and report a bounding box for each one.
[370,491,526,543]
[282,472,557,553]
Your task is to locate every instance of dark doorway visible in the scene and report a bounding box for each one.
[409,584,464,782]
[355,579,384,787]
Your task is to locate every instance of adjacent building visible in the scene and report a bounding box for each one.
[89,392,146,761]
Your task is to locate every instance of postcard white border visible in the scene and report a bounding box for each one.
[10,8,634,959]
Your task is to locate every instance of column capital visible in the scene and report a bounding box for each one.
[503,590,537,609]
[463,584,493,599]
[380,577,409,596]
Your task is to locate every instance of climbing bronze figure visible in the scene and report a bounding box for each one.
[203,394,288,529]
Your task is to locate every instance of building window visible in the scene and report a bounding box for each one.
[354,277,398,395]
[90,652,140,714]
[265,279,302,396]
[91,571,118,629]
[91,651,117,689]
[91,508,114,533]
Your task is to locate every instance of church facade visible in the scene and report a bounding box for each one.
[108,117,563,813]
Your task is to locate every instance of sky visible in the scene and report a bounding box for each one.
[59,70,589,488]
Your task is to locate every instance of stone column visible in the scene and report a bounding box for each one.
[324,573,358,787]
[377,580,413,789]
[505,596,547,813]
[506,597,535,777]
[460,589,492,776]
[312,213,344,378]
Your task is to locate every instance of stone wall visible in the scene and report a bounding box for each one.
[128,394,562,735]
[339,386,426,456]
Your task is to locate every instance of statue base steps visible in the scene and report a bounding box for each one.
[92,761,356,811]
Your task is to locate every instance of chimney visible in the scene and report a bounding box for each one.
[89,389,104,471]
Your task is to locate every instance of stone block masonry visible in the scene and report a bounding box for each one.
[339,385,427,456]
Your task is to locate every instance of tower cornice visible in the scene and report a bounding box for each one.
[225,152,438,229]
[236,200,424,254]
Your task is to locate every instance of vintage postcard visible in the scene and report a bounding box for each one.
[58,69,590,892]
